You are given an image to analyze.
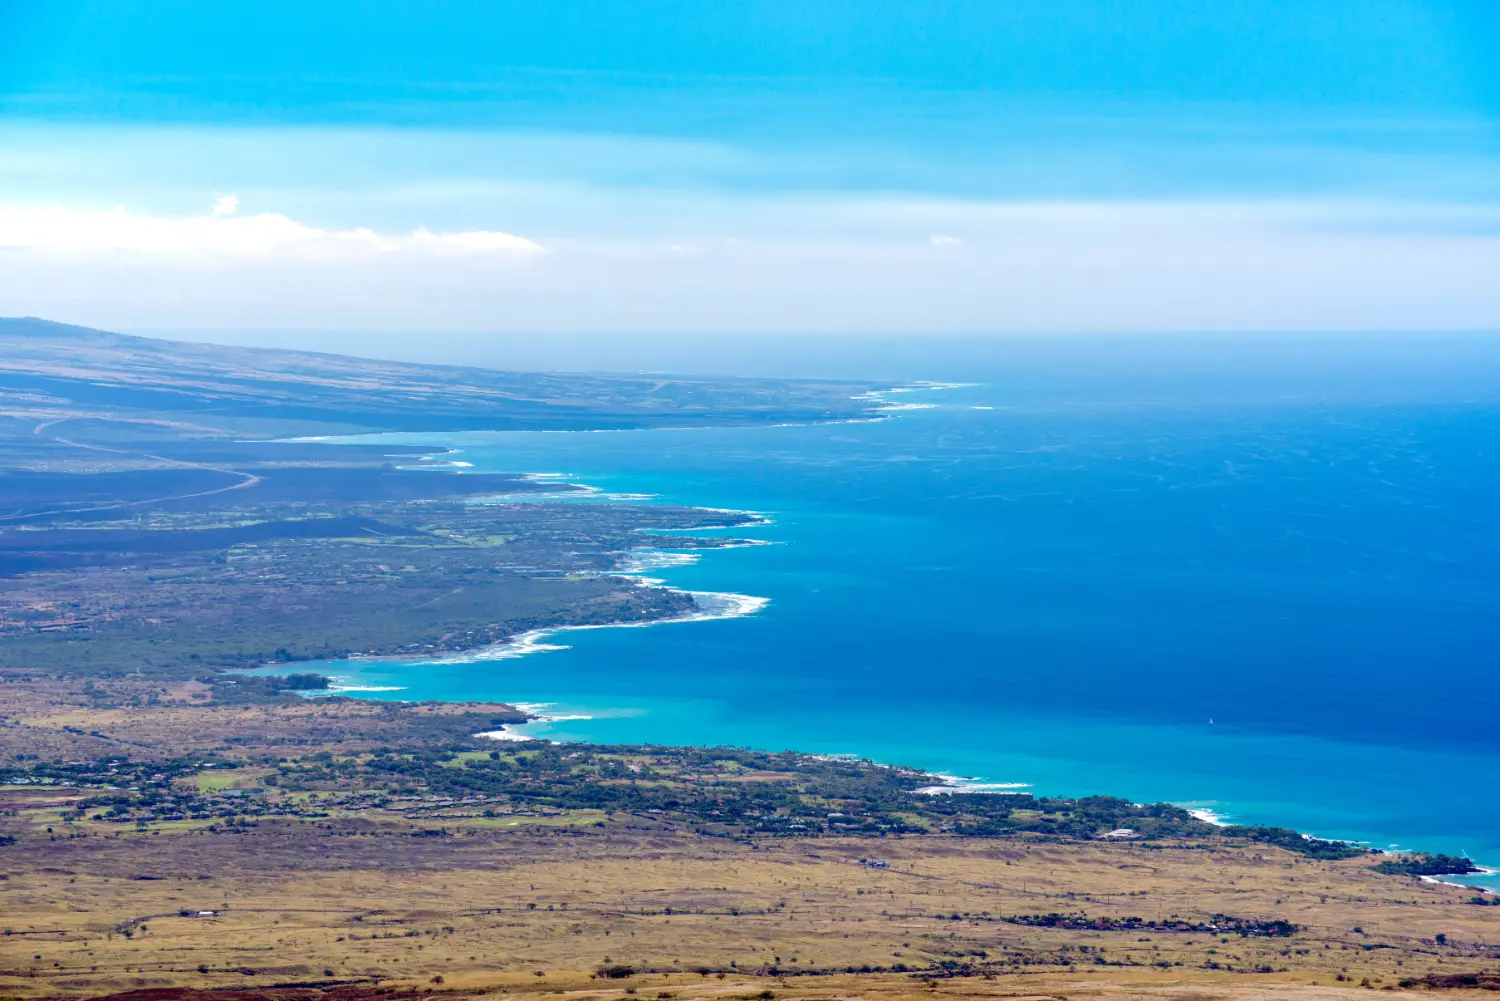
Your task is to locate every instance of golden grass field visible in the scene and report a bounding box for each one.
[3,680,1498,1000]
[4,820,1499,998]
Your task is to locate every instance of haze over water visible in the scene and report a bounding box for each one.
[285,336,1500,883]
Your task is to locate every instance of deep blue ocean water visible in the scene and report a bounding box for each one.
[268,351,1500,883]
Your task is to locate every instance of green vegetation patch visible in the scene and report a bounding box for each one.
[1371,852,1480,876]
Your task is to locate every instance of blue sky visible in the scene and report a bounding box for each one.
[0,0,1497,336]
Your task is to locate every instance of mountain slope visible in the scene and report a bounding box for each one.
[0,317,886,434]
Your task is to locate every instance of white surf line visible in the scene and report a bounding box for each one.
[429,463,773,672]
[878,381,981,393]
[854,381,978,415]
[1418,874,1485,890]
[474,702,601,742]
[614,549,702,573]
[854,381,979,400]
[430,588,770,668]
[473,728,543,742]
[1186,807,1232,826]
[271,430,779,739]
[913,771,1033,795]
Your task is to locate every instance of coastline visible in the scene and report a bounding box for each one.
[301,382,946,676]
[251,382,928,704]
[257,571,770,680]
[425,587,770,668]
[228,450,777,678]
[293,585,769,693]
[251,482,775,687]
[261,391,1500,888]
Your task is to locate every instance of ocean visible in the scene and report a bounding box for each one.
[269,339,1500,885]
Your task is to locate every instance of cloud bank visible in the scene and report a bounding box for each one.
[0,200,545,258]
[0,121,1495,335]
[0,193,1496,336]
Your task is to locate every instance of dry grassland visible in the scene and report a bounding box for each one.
[4,681,1496,1001]
[4,824,1498,999]
[0,677,523,760]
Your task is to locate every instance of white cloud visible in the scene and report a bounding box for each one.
[0,194,1496,335]
[0,201,544,258]
[929,234,962,246]
[405,226,549,255]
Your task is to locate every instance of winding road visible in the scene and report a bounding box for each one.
[0,417,264,523]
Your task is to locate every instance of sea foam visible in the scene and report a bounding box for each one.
[476,702,601,742]
[430,588,769,667]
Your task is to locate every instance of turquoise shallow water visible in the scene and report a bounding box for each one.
[263,375,1500,885]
